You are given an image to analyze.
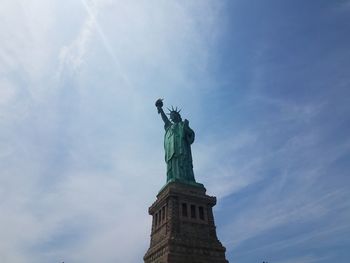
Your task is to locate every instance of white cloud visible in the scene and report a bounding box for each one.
[219,119,350,253]
[195,132,262,198]
[58,0,103,74]
[0,0,224,262]
[0,78,17,107]
[279,255,330,263]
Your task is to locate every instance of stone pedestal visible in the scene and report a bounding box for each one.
[144,182,229,263]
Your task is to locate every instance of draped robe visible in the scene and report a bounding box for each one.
[164,120,195,183]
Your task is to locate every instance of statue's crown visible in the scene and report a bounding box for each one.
[166,106,181,115]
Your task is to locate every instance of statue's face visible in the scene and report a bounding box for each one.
[170,112,181,123]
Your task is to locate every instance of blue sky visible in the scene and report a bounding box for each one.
[1,0,349,262]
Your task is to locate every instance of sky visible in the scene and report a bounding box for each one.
[1,0,350,262]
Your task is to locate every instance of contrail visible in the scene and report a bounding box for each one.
[80,0,133,90]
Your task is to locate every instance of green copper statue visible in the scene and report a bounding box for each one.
[155,99,200,185]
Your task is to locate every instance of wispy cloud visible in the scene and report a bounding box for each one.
[216,54,350,261]
[1,1,349,263]
[0,1,224,262]
[280,255,331,263]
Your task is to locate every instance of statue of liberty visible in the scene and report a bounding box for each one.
[155,99,200,185]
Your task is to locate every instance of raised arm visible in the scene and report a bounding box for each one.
[155,99,171,127]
